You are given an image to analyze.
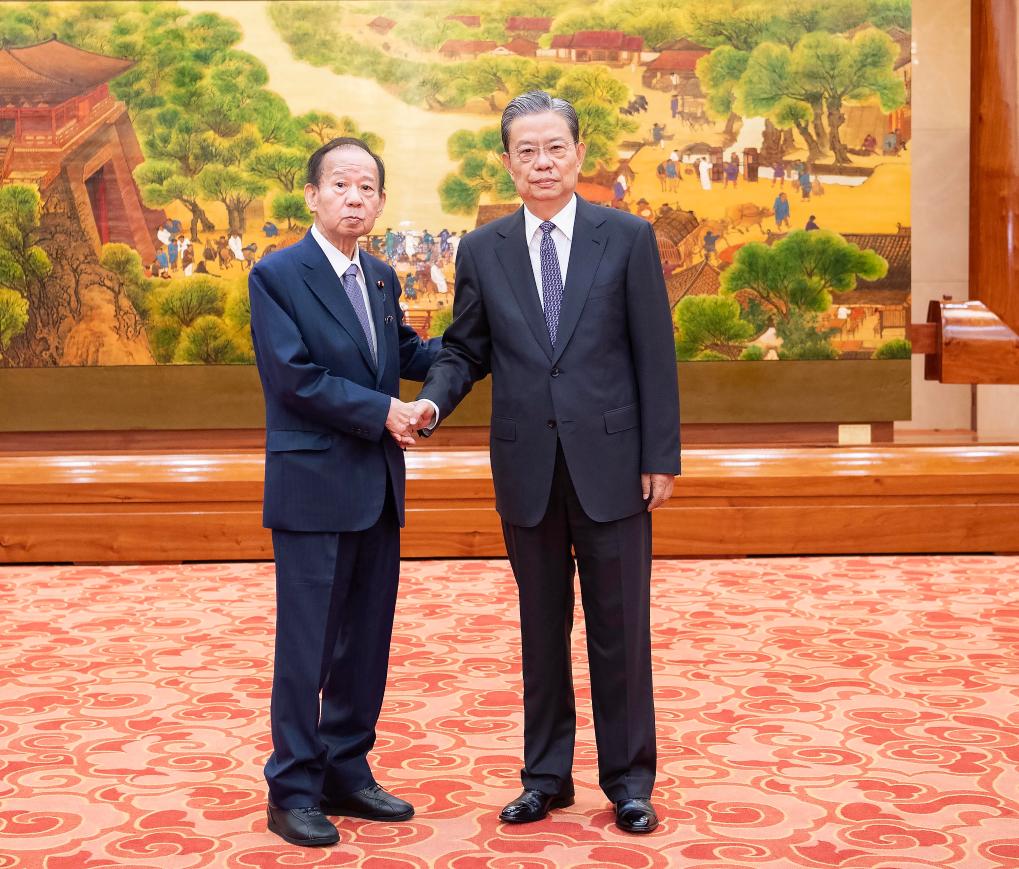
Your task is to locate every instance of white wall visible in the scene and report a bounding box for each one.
[900,0,974,432]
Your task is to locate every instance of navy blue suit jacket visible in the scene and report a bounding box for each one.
[419,197,680,527]
[249,232,440,532]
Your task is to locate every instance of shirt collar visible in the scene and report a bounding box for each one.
[311,223,362,279]
[523,194,577,245]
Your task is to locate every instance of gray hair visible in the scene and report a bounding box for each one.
[500,90,580,152]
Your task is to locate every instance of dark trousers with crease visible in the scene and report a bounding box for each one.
[501,442,656,802]
[264,490,399,809]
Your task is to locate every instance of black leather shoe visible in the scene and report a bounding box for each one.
[615,798,659,833]
[499,788,575,823]
[321,784,414,821]
[267,803,339,846]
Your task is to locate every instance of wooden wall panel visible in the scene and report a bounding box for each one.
[971,0,1019,334]
[2,447,1018,562]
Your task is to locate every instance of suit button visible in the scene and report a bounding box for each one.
[550,367,560,377]
[546,420,556,428]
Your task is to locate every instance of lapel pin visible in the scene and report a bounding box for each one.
[376,279,385,290]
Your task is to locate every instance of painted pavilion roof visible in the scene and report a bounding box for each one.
[0,38,134,104]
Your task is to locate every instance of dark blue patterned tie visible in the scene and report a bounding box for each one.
[539,221,564,347]
[341,263,376,361]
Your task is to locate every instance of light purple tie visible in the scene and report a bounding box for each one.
[341,263,376,361]
[539,221,564,347]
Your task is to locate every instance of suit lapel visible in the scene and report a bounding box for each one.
[298,233,377,373]
[552,197,608,364]
[360,253,388,387]
[495,208,554,361]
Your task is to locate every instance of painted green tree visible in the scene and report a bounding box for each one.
[689,1,908,160]
[775,308,841,359]
[722,230,887,321]
[453,57,530,112]
[248,147,307,194]
[19,2,370,247]
[550,0,688,46]
[439,65,635,213]
[439,128,518,215]
[224,283,255,363]
[674,295,755,361]
[0,289,29,360]
[298,113,384,153]
[684,1,774,52]
[873,338,911,359]
[95,244,149,339]
[557,67,637,170]
[428,307,454,338]
[175,315,239,363]
[146,276,226,363]
[134,115,222,239]
[0,185,52,365]
[198,167,268,236]
[737,29,905,163]
[271,194,312,231]
[695,46,750,140]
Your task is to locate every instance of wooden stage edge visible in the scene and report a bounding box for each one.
[2,442,1018,563]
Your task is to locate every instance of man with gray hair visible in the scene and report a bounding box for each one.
[416,91,680,833]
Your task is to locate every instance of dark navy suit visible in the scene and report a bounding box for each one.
[249,232,439,808]
[419,196,680,801]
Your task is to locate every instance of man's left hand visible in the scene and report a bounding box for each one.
[641,473,675,512]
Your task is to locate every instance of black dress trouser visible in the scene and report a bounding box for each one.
[501,442,656,802]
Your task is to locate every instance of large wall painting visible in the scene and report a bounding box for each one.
[0,0,911,370]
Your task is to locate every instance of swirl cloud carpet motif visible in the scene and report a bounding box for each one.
[1,556,1017,868]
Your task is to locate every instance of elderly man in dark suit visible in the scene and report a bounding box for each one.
[249,137,439,847]
[416,91,680,833]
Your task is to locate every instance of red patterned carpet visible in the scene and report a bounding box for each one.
[2,556,1018,868]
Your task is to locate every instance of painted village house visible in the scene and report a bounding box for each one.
[829,226,911,355]
[0,37,159,262]
[367,17,396,36]
[487,38,539,59]
[439,40,498,59]
[504,17,552,40]
[642,39,709,94]
[540,31,645,65]
[665,259,722,309]
[652,207,701,274]
[445,14,481,28]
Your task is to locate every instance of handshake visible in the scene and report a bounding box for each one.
[386,398,436,447]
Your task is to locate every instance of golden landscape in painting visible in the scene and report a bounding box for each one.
[0,0,910,369]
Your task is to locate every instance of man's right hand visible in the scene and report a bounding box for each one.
[386,398,434,447]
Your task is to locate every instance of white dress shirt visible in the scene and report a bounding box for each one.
[310,223,378,353]
[523,194,576,306]
[426,197,579,432]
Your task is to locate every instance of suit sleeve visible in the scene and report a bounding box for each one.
[249,264,390,441]
[391,267,442,381]
[626,220,681,475]
[416,239,492,423]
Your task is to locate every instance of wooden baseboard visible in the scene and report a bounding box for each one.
[2,445,1017,562]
